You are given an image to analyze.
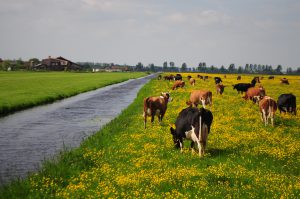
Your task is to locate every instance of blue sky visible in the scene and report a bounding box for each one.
[0,0,299,69]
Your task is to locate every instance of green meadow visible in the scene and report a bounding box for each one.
[0,73,299,198]
[0,71,146,116]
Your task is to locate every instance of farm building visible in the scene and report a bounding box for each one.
[34,56,82,71]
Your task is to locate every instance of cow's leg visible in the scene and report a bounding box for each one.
[262,110,267,126]
[270,112,274,127]
[260,112,264,122]
[180,139,183,153]
[151,114,155,124]
[144,112,147,129]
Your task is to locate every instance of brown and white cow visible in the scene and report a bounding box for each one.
[259,96,277,126]
[172,80,185,90]
[216,84,225,95]
[244,86,266,103]
[189,78,196,86]
[186,90,212,108]
[280,78,289,85]
[143,92,172,129]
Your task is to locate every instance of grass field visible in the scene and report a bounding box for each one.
[0,71,146,115]
[0,73,299,198]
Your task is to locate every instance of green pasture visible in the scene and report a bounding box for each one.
[0,73,299,198]
[0,71,146,115]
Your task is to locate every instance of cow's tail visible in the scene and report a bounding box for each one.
[199,114,203,156]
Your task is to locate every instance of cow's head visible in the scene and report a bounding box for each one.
[161,92,172,102]
[232,84,237,90]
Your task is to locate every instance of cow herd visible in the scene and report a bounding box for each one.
[144,74,297,158]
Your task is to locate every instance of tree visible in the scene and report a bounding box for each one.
[135,62,143,71]
[228,63,236,73]
[237,66,243,73]
[1,60,11,71]
[276,65,282,74]
[286,67,293,74]
[181,62,187,72]
[170,62,175,67]
[163,61,168,71]
[220,65,226,73]
[149,63,155,72]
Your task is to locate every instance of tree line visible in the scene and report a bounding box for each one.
[1,58,300,75]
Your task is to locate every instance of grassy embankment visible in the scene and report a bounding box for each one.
[1,73,299,198]
[0,71,146,116]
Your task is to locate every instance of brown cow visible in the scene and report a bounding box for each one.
[216,84,225,95]
[143,92,172,129]
[237,75,241,80]
[259,96,277,126]
[189,78,196,86]
[280,78,289,85]
[243,87,266,103]
[172,80,185,90]
[186,90,212,108]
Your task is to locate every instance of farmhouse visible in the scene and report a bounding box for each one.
[34,56,82,71]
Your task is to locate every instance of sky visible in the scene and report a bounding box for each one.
[0,0,299,69]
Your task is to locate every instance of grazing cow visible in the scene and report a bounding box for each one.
[232,77,257,94]
[224,75,227,78]
[203,76,209,81]
[186,90,212,108]
[157,75,162,80]
[214,77,222,84]
[259,96,277,126]
[280,78,289,85]
[216,84,225,95]
[172,80,185,90]
[197,75,203,79]
[143,92,172,129]
[268,76,275,79]
[277,94,296,115]
[164,75,174,81]
[189,78,196,86]
[170,107,213,157]
[174,74,182,81]
[243,87,266,103]
[237,76,241,80]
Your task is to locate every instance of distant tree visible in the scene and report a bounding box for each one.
[276,65,283,74]
[135,62,144,71]
[286,67,293,74]
[220,65,226,73]
[237,66,243,73]
[1,60,11,71]
[170,62,175,67]
[228,63,236,73]
[181,62,187,72]
[163,61,168,71]
[149,63,155,72]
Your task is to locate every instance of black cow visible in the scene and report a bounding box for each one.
[232,77,257,94]
[214,77,222,84]
[174,74,182,81]
[277,94,296,115]
[170,107,213,157]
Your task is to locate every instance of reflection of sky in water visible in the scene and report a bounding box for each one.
[0,74,155,185]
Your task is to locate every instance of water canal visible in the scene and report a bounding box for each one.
[0,74,156,185]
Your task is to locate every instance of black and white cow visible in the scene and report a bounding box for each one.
[277,94,296,115]
[214,77,222,84]
[170,107,213,157]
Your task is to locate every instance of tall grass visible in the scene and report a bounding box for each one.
[0,73,299,198]
[0,71,146,115]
